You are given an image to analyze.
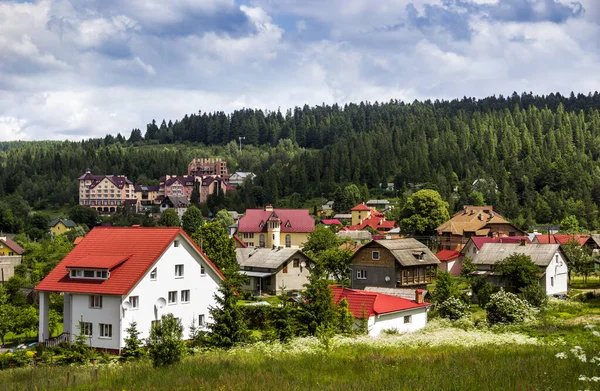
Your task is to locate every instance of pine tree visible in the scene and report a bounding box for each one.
[147,314,186,367]
[337,298,354,335]
[121,321,146,361]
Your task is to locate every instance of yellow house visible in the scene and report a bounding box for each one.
[0,236,23,281]
[351,203,372,226]
[49,218,77,236]
[237,206,315,248]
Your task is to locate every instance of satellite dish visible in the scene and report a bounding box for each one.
[300,261,306,268]
[385,276,391,282]
[155,297,166,309]
[122,301,131,310]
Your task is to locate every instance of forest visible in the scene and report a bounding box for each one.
[2,91,600,231]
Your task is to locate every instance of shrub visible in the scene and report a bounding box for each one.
[146,314,186,367]
[121,321,146,362]
[519,284,548,308]
[477,283,497,307]
[437,296,470,320]
[486,290,537,325]
[431,272,461,304]
[382,328,400,335]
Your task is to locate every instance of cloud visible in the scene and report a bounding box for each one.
[0,0,598,141]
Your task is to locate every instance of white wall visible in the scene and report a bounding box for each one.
[69,294,121,350]
[120,234,221,347]
[367,307,429,336]
[543,251,569,295]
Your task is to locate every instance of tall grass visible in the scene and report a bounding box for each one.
[0,343,592,390]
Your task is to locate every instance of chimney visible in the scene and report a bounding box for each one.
[415,289,424,304]
[265,205,273,212]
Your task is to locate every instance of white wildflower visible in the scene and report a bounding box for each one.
[572,346,588,363]
[579,375,589,381]
[556,352,568,359]
[584,324,596,329]
[592,331,600,337]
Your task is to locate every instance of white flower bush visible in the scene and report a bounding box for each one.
[556,325,600,385]
[486,290,538,325]
[436,296,471,321]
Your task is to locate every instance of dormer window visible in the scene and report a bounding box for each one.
[69,269,109,280]
[285,221,291,228]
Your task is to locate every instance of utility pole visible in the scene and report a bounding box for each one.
[238,136,246,152]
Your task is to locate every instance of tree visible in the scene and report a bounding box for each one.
[147,313,186,367]
[467,191,485,206]
[181,205,203,235]
[192,222,237,273]
[559,215,584,233]
[190,188,201,207]
[431,271,462,305]
[0,305,16,345]
[214,209,234,233]
[302,226,341,256]
[121,321,146,361]
[492,254,540,291]
[68,205,99,228]
[157,209,180,227]
[399,189,450,236]
[563,239,595,285]
[437,296,470,320]
[208,274,249,348]
[300,264,337,335]
[486,290,536,324]
[15,306,38,337]
[461,256,476,278]
[319,248,352,285]
[337,298,354,335]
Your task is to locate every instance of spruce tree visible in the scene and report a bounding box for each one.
[337,298,354,335]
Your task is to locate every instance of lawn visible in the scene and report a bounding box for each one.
[569,275,600,290]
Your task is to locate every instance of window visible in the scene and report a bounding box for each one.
[356,269,367,279]
[168,291,177,304]
[150,268,157,280]
[199,314,206,326]
[293,259,300,268]
[243,233,254,239]
[404,315,412,324]
[130,296,139,309]
[283,263,288,273]
[80,322,92,336]
[175,264,184,278]
[89,295,102,309]
[259,234,265,247]
[551,277,554,287]
[472,247,476,254]
[285,234,291,248]
[181,290,190,303]
[96,270,108,279]
[99,323,112,338]
[200,264,206,276]
[174,240,180,247]
[372,251,380,260]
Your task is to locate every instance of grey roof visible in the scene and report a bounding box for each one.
[474,243,561,267]
[163,195,189,208]
[49,218,76,228]
[364,286,428,300]
[236,248,311,269]
[587,234,600,247]
[322,201,335,210]
[371,239,440,267]
[333,213,352,219]
[231,172,255,179]
[366,199,390,206]
[337,230,372,241]
[228,211,240,220]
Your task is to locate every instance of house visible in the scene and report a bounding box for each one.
[532,233,589,247]
[366,200,390,211]
[435,205,527,251]
[228,172,255,187]
[349,239,440,290]
[337,230,372,244]
[435,249,462,276]
[49,218,77,236]
[159,196,190,218]
[472,243,568,295]
[159,175,196,201]
[134,185,161,208]
[348,203,395,234]
[187,158,228,177]
[461,236,532,262]
[236,248,313,295]
[233,236,247,249]
[35,227,223,351]
[331,286,430,336]
[0,236,23,281]
[321,219,342,227]
[321,201,335,217]
[78,170,137,214]
[199,176,229,203]
[351,203,373,226]
[333,213,352,223]
[237,206,315,248]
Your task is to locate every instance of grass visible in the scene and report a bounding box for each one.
[569,275,600,290]
[0,343,593,390]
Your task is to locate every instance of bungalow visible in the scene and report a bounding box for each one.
[331,287,430,336]
[236,248,313,295]
[35,227,223,351]
[159,195,190,218]
[472,242,568,295]
[49,218,77,236]
[461,236,532,262]
[435,249,461,276]
[0,236,23,281]
[228,172,256,188]
[349,239,440,290]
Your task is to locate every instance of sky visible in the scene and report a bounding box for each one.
[0,0,599,141]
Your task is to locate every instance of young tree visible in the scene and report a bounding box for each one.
[300,264,337,336]
[147,314,186,367]
[461,256,477,278]
[302,226,341,256]
[559,215,584,234]
[0,305,16,345]
[121,321,146,361]
[208,274,249,348]
[337,298,354,335]
[157,209,180,227]
[399,189,450,236]
[213,209,235,233]
[431,271,461,305]
[192,222,237,272]
[181,205,203,235]
[563,239,595,285]
[319,248,353,286]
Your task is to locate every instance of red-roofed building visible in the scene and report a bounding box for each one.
[461,236,533,265]
[435,249,462,276]
[348,203,396,233]
[0,235,23,281]
[331,286,430,336]
[237,206,315,248]
[35,227,223,352]
[533,234,589,247]
[321,219,342,226]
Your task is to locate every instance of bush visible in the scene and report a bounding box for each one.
[519,284,548,308]
[486,290,537,325]
[437,296,470,320]
[477,283,497,307]
[146,314,186,367]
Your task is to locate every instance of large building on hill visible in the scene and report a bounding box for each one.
[78,170,137,214]
[237,206,315,248]
[187,158,228,177]
[35,227,223,352]
[435,205,527,251]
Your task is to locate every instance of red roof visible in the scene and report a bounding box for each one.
[238,209,315,233]
[351,203,371,211]
[73,237,84,245]
[348,216,396,232]
[535,234,588,247]
[331,286,429,318]
[0,237,23,255]
[469,236,531,250]
[35,227,223,295]
[233,235,247,248]
[435,249,460,261]
[321,219,341,225]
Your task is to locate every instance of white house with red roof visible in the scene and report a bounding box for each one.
[35,227,223,352]
[237,206,315,248]
[461,236,531,263]
[331,286,430,336]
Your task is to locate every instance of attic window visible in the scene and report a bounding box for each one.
[174,240,180,247]
[413,252,425,261]
[285,221,291,228]
[70,269,109,280]
[259,221,265,228]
